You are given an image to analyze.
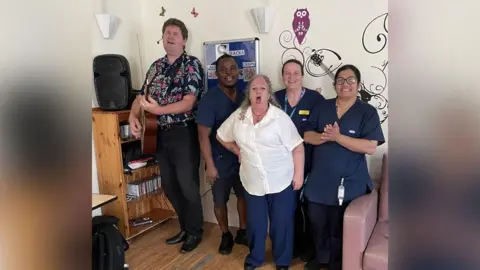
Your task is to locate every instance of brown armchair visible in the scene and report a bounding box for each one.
[343,154,388,270]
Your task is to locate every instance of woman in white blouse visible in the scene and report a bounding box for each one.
[217,74,305,270]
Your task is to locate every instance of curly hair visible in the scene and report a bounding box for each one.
[239,74,280,120]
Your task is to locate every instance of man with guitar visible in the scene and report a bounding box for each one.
[129,18,205,253]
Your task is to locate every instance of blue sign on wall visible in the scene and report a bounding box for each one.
[203,38,260,94]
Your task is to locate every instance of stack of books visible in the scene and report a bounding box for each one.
[129,217,153,227]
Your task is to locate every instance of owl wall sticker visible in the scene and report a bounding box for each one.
[292,8,310,45]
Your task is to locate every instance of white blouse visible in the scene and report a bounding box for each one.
[217,104,303,196]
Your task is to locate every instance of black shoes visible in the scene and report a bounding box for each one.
[244,262,288,270]
[165,231,201,253]
[165,231,186,245]
[300,250,314,262]
[218,229,248,255]
[304,260,328,270]
[180,234,202,253]
[235,229,249,246]
[292,249,300,259]
[219,231,235,255]
[244,262,256,270]
[169,229,246,255]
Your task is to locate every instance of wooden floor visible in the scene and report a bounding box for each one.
[125,218,308,270]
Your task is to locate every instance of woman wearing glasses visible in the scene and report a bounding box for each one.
[302,64,385,270]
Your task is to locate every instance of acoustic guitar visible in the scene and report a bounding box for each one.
[140,87,158,154]
[137,34,157,155]
[140,65,180,154]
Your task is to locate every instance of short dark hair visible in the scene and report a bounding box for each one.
[162,18,188,40]
[215,54,236,72]
[334,64,361,84]
[282,59,304,76]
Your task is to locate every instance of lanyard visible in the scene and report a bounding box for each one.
[284,88,306,118]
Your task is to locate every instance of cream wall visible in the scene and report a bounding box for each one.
[138,0,389,226]
[92,0,142,216]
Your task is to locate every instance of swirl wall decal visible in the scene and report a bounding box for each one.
[359,60,389,123]
[362,13,388,54]
[279,30,305,65]
[279,30,342,78]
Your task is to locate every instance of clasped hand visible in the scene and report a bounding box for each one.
[321,121,341,142]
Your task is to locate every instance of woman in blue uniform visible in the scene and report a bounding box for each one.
[274,59,324,261]
[303,64,385,270]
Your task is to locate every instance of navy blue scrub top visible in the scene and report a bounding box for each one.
[303,98,385,206]
[275,88,325,175]
[195,86,244,178]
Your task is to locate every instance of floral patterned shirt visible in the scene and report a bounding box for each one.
[140,52,205,127]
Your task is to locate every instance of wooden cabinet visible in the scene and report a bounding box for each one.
[92,108,175,240]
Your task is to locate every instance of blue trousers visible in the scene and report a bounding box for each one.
[307,201,349,270]
[244,185,296,267]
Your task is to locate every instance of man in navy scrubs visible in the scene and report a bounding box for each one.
[274,59,325,261]
[196,54,248,255]
[303,64,385,270]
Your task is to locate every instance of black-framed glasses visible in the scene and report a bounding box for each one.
[335,76,357,85]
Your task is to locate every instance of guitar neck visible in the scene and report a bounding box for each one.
[320,61,336,81]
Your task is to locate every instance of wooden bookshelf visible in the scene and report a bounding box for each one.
[92,107,175,240]
[121,137,140,144]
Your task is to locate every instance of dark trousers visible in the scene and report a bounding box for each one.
[244,185,296,267]
[293,192,315,259]
[157,124,203,237]
[307,201,348,270]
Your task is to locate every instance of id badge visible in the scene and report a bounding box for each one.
[338,178,345,206]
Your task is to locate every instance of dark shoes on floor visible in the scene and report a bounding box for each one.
[304,260,328,270]
[244,262,288,270]
[219,229,249,255]
[165,231,186,245]
[165,230,202,253]
[180,234,202,253]
[244,262,256,270]
[294,248,315,262]
[219,231,235,255]
[235,229,249,246]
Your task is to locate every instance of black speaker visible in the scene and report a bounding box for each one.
[93,54,135,111]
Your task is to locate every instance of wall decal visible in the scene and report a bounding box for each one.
[362,13,388,54]
[191,7,199,18]
[159,6,166,17]
[279,30,342,78]
[279,10,389,124]
[305,48,343,78]
[359,60,389,123]
[279,30,305,64]
[292,8,310,45]
[278,30,305,63]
